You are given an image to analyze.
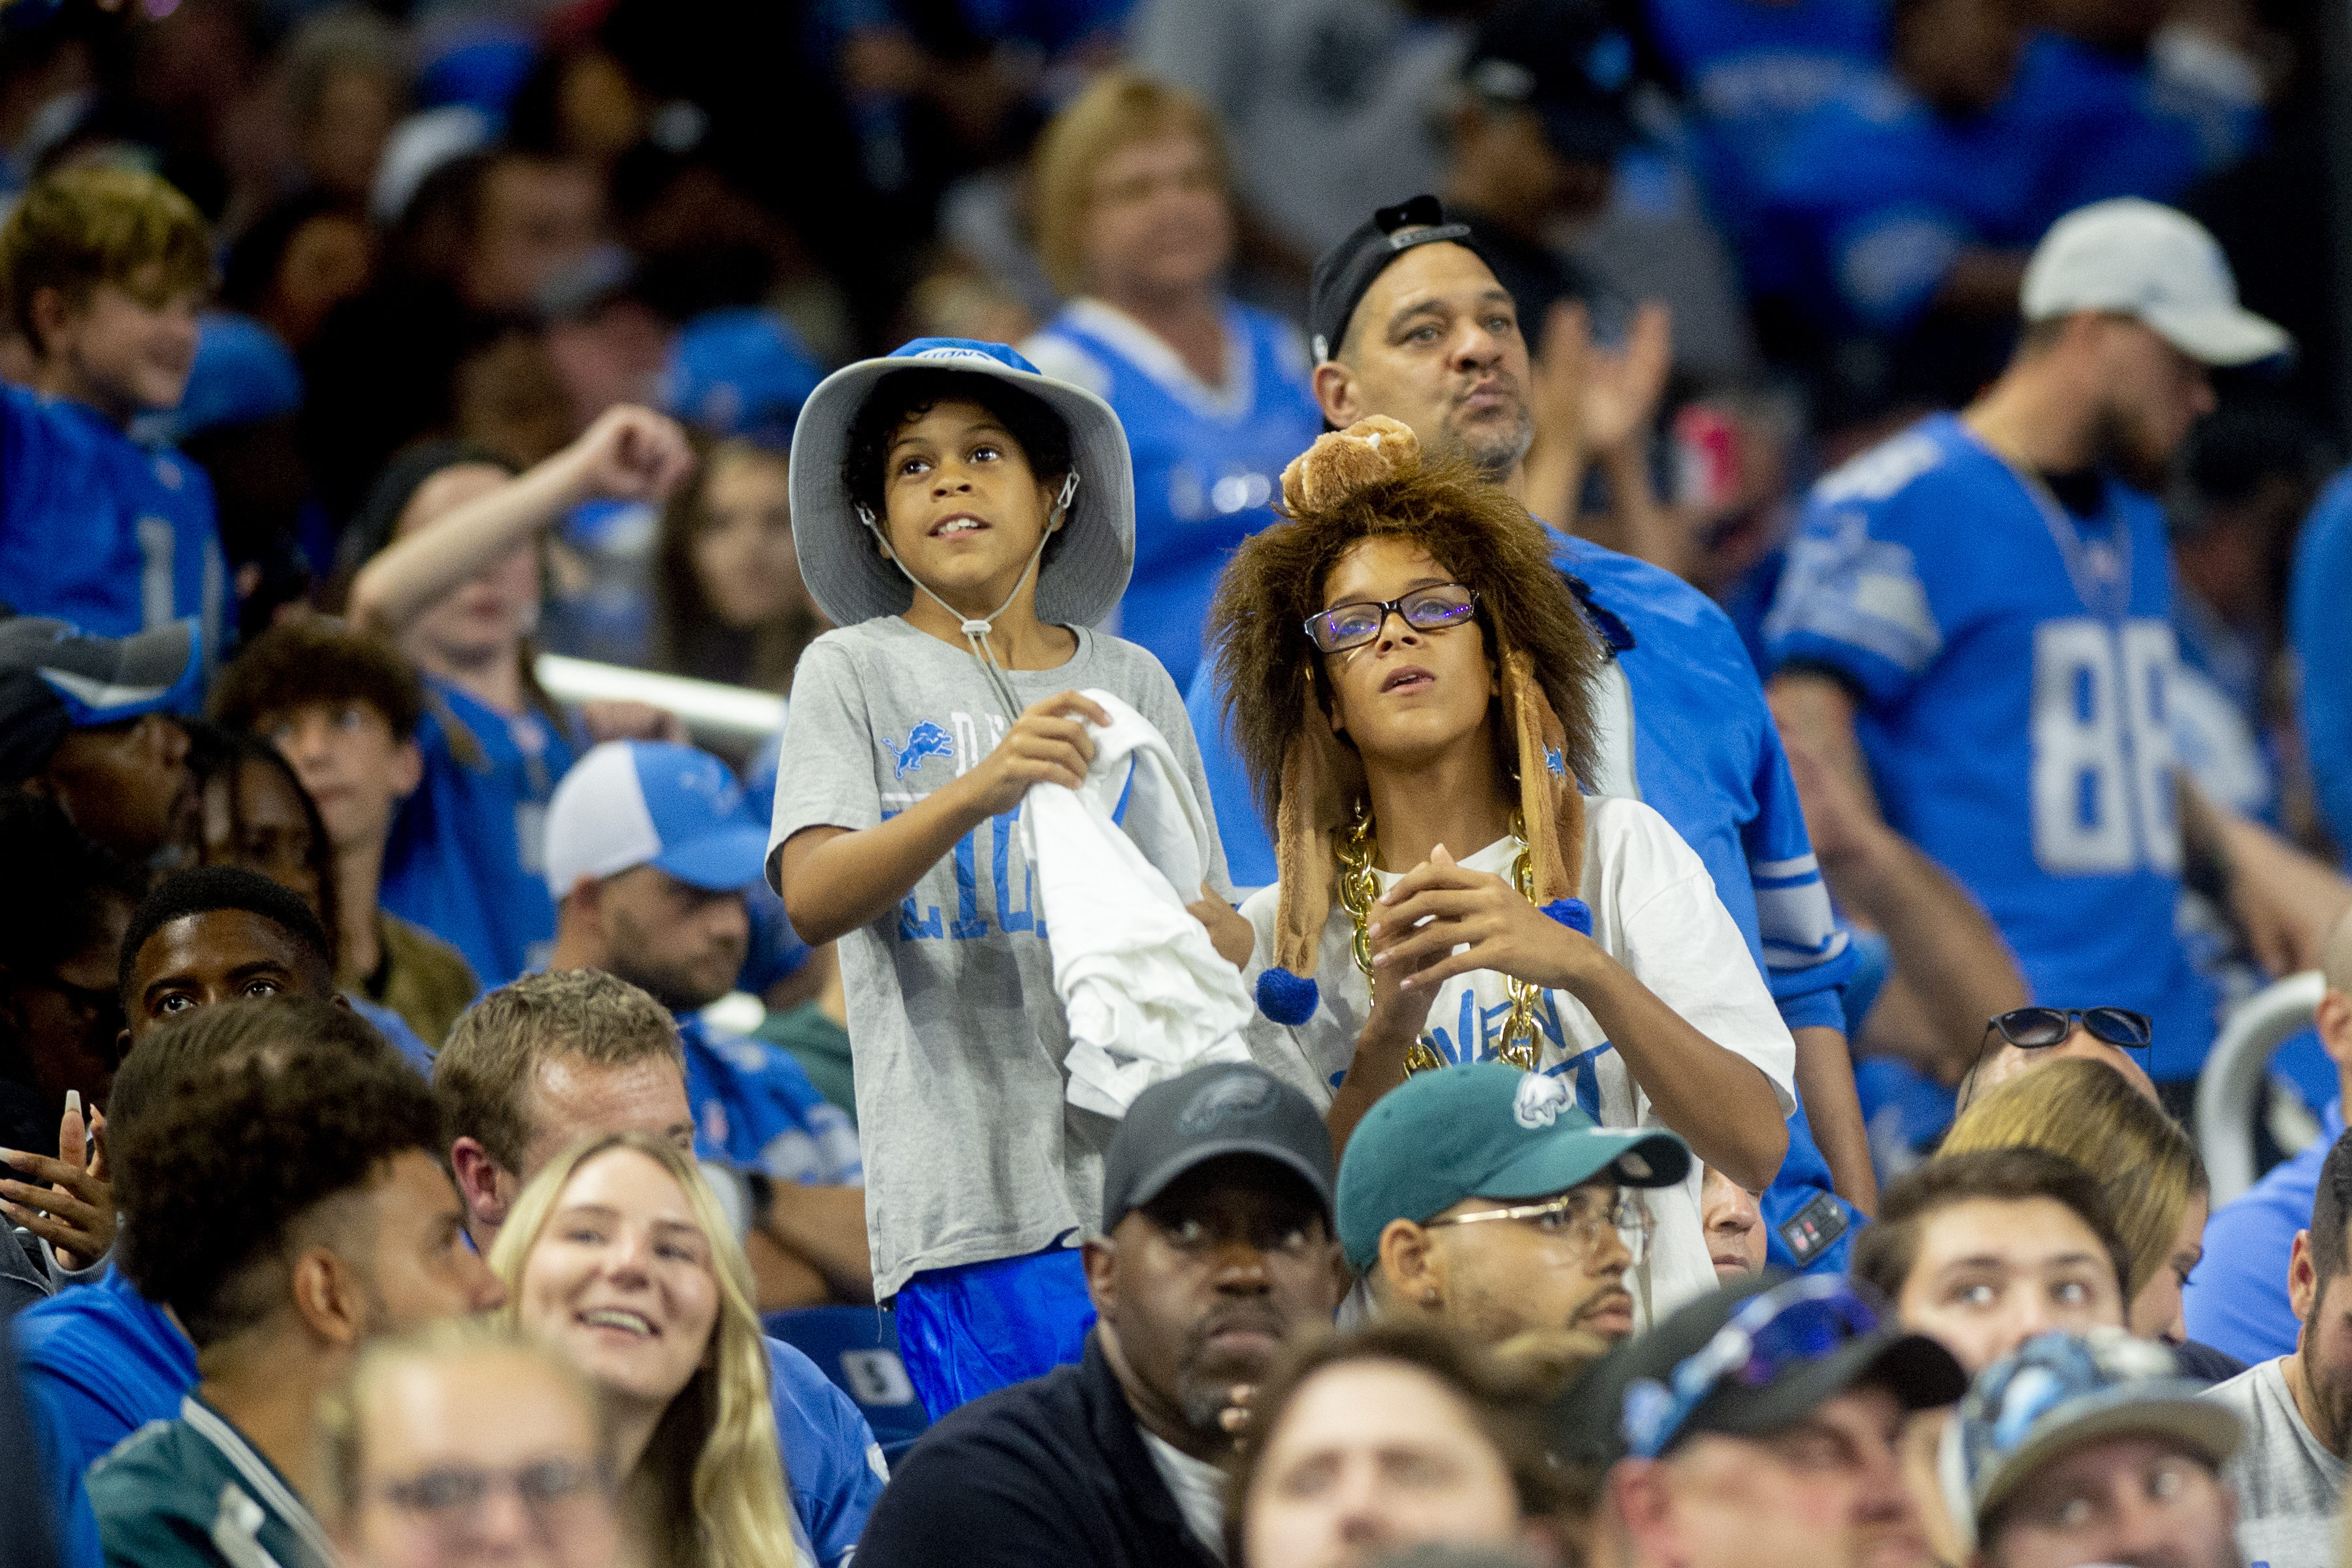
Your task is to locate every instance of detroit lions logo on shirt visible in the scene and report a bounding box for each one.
[886,721,956,780]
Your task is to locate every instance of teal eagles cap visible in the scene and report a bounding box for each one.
[1336,1062,1691,1273]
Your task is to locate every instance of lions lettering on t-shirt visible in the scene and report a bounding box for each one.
[879,709,1047,944]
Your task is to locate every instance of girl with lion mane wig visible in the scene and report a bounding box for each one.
[1205,417,1797,1314]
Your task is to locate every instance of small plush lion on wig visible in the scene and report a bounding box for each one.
[1205,417,1608,1022]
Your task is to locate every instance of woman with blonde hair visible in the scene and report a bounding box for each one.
[1940,1055,2209,1345]
[489,1130,809,1568]
[1020,67,1324,692]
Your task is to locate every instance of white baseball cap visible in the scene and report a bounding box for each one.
[544,740,770,900]
[2021,197,2290,367]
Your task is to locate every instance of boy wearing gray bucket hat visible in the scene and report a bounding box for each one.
[766,337,1234,1422]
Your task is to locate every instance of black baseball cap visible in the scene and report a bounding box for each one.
[1550,1273,1966,1467]
[1463,0,1639,164]
[1307,194,1497,366]
[1100,1064,1335,1232]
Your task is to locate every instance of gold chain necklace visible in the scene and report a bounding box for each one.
[1335,802,1545,1074]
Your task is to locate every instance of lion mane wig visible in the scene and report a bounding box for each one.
[1204,416,1609,1022]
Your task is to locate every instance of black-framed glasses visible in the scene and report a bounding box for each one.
[1304,583,1479,653]
[1984,1007,2152,1051]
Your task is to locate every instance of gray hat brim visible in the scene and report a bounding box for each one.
[787,354,1136,628]
[2142,300,2294,367]
[1948,1382,2244,1548]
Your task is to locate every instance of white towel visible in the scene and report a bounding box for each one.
[1022,689,1253,1117]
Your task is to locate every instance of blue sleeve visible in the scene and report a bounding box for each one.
[1763,430,1952,708]
[2180,1147,2319,1366]
[769,1340,887,1568]
[2292,475,2352,859]
[1748,716,1857,1031]
[18,1360,108,1568]
[1184,658,1276,890]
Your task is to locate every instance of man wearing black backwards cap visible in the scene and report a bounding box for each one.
[1559,1273,1966,1568]
[0,615,201,868]
[858,1063,1343,1568]
[1221,188,1879,1271]
[1342,1063,1691,1343]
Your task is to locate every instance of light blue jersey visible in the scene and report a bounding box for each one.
[0,385,225,674]
[1022,299,1324,691]
[1765,412,2217,1079]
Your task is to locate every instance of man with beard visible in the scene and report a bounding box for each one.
[857,1062,1344,1568]
[1766,199,2340,1106]
[1188,193,1883,1271]
[544,740,868,1305]
[1955,1331,2244,1568]
[2204,1132,2352,1568]
[1341,1062,1692,1343]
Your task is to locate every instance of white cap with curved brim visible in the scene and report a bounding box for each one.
[2021,197,2291,367]
[787,337,1136,630]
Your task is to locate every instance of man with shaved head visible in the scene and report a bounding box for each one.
[2185,907,2352,1363]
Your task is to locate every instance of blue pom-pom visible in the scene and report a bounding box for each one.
[1541,898,1593,936]
[1256,968,1320,1024]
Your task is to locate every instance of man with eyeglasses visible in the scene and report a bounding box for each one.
[1949,1330,2242,1568]
[1557,1273,1967,1568]
[1339,1062,1692,1343]
[1962,1005,2160,1111]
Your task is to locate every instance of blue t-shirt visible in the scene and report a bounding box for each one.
[1998,33,2258,223]
[348,996,436,1078]
[2291,470,2352,861]
[1760,74,2053,336]
[14,1266,193,1568]
[0,386,225,671]
[380,676,579,988]
[2183,1103,2344,1366]
[1188,533,1861,1269]
[1642,0,1886,276]
[1023,300,1324,693]
[1765,413,2217,1079]
[679,1015,864,1186]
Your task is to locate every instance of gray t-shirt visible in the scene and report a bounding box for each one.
[2206,1356,2347,1568]
[767,617,1227,1296]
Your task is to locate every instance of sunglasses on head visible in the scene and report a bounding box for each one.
[1982,1007,2153,1051]
[1619,1275,1884,1460]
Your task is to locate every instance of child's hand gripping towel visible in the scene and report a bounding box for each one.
[1021,687,1253,1117]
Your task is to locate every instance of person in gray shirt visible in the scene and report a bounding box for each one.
[2205,1130,2352,1568]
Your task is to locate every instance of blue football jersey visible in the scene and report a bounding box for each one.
[2293,470,2352,858]
[679,1013,864,1186]
[1765,412,2217,1079]
[1642,0,1886,279]
[380,676,580,988]
[1998,34,2258,225]
[1760,75,2055,336]
[1023,300,1324,691]
[0,386,226,670]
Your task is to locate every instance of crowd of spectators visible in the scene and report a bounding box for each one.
[6,0,2352,1566]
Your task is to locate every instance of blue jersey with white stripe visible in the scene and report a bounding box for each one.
[1765,412,2216,1079]
[1023,300,1324,691]
[380,676,579,988]
[0,385,225,668]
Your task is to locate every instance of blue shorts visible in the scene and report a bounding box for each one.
[890,1246,1096,1421]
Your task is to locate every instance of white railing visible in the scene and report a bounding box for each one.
[2197,970,2327,1206]
[534,653,785,750]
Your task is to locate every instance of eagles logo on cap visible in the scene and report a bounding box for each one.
[1178,1070,1279,1135]
[1514,1073,1571,1130]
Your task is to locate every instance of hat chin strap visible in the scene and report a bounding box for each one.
[859,470,1082,724]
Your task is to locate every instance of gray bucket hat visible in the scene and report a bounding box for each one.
[787,337,1136,629]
